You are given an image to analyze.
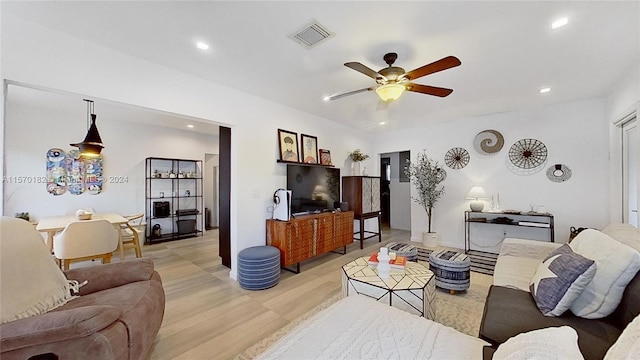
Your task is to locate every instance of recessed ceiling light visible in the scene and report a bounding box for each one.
[196,41,209,50]
[379,122,386,125]
[551,17,568,29]
[323,96,330,102]
[187,124,195,128]
[539,87,551,94]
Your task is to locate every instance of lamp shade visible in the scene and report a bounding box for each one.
[466,186,486,200]
[70,114,104,156]
[375,83,406,102]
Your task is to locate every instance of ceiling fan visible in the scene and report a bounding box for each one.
[327,52,461,103]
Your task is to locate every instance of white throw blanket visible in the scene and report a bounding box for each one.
[257,295,487,360]
[0,217,79,324]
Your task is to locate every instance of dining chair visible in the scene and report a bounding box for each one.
[53,219,119,270]
[118,213,145,258]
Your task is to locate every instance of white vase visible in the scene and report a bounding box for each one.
[422,231,438,248]
[352,162,361,176]
[377,247,391,278]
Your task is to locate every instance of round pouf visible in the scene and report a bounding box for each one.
[428,249,470,294]
[238,246,281,290]
[385,242,419,262]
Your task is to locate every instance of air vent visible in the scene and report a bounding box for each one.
[288,20,334,49]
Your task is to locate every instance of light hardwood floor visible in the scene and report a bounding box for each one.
[135,227,414,360]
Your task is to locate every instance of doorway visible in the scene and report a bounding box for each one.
[380,157,391,227]
[622,116,639,226]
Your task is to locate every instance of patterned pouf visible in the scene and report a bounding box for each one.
[385,242,419,262]
[428,249,470,294]
[238,246,281,290]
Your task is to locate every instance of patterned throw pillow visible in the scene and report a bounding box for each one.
[493,326,584,360]
[529,244,596,317]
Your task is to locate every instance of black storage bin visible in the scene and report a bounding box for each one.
[176,219,196,234]
[153,201,170,218]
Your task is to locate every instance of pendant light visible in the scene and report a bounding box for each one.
[70,99,104,156]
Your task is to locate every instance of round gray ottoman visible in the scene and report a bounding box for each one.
[385,241,419,262]
[238,246,280,290]
[428,249,470,294]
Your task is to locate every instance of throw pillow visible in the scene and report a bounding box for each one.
[529,244,596,316]
[604,313,640,359]
[493,326,584,360]
[569,229,640,319]
[0,217,79,324]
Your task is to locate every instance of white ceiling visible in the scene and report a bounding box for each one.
[4,1,639,132]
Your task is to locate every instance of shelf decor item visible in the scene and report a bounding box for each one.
[404,150,447,247]
[546,164,572,182]
[473,129,504,154]
[508,138,548,170]
[319,149,332,165]
[301,134,318,164]
[348,149,369,175]
[444,147,470,169]
[277,129,299,162]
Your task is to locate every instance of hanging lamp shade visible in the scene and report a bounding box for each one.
[71,100,104,156]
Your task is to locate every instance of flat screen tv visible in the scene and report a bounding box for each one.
[287,164,340,215]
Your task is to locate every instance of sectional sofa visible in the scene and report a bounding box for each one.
[480,224,640,360]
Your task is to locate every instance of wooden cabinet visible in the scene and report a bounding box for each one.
[342,176,381,215]
[342,176,382,249]
[266,211,354,273]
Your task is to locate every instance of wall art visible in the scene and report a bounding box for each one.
[444,147,470,169]
[473,129,504,154]
[546,164,572,182]
[46,148,68,196]
[277,129,299,162]
[319,149,332,165]
[508,138,548,170]
[301,134,318,164]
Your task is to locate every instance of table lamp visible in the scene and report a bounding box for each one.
[466,186,487,212]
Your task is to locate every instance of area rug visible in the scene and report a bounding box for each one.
[235,272,492,359]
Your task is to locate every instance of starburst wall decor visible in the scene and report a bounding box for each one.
[444,147,470,169]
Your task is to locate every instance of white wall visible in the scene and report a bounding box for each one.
[204,154,219,228]
[1,14,371,280]
[373,98,611,249]
[4,85,218,220]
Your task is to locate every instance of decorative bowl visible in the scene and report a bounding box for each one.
[77,213,92,220]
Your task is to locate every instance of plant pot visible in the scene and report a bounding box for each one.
[422,231,438,248]
[352,162,361,176]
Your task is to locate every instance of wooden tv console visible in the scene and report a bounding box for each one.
[266,211,354,273]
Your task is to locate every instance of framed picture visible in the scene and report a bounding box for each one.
[319,149,332,165]
[300,134,318,164]
[278,129,299,162]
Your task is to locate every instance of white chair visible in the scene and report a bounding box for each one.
[53,219,119,270]
[118,214,145,258]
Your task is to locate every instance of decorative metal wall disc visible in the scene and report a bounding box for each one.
[508,138,548,169]
[444,147,470,169]
[473,130,504,154]
[546,164,572,182]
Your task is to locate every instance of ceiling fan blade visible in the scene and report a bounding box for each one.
[326,86,376,101]
[403,56,461,81]
[406,83,454,97]
[344,62,386,81]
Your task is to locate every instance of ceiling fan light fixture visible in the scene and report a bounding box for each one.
[376,83,406,102]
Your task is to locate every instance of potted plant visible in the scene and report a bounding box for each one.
[348,149,369,175]
[404,150,447,247]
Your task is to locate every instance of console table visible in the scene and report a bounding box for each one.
[464,210,554,254]
[266,211,354,273]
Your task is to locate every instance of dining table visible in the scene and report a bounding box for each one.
[36,213,129,261]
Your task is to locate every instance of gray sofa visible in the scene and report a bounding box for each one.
[479,225,640,360]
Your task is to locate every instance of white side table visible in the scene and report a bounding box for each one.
[341,257,436,319]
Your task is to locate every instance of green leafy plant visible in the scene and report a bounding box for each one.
[404,150,447,233]
[348,149,369,162]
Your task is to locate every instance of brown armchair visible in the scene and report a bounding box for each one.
[0,217,165,360]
